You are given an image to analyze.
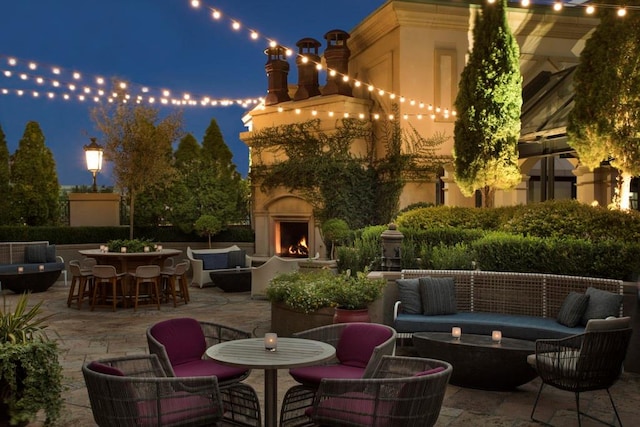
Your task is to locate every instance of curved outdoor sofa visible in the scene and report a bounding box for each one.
[0,241,65,292]
[391,269,624,341]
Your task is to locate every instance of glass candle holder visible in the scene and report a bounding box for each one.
[38,265,45,272]
[451,327,461,340]
[156,244,163,252]
[121,247,127,253]
[492,330,502,343]
[144,246,150,253]
[17,266,24,274]
[264,333,278,352]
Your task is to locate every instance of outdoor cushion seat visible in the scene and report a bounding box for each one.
[289,364,365,385]
[395,311,585,341]
[171,358,247,379]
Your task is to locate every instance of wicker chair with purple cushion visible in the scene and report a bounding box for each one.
[307,355,452,427]
[280,322,397,427]
[528,317,632,427]
[146,317,261,427]
[82,354,223,427]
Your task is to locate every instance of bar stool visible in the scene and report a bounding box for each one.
[162,261,190,306]
[130,265,162,311]
[91,265,127,312]
[67,261,93,309]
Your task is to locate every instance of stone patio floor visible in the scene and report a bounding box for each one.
[6,279,639,427]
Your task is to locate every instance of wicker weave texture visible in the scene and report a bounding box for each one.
[402,270,623,318]
[309,356,452,427]
[0,241,50,264]
[82,354,224,427]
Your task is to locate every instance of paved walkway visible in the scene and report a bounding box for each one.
[7,280,640,427]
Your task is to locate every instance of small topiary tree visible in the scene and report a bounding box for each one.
[321,218,351,260]
[194,215,223,248]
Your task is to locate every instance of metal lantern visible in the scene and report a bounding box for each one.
[380,223,403,271]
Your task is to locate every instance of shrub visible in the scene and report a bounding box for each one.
[423,243,476,270]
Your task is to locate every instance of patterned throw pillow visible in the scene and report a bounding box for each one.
[396,278,422,314]
[418,277,457,316]
[556,292,590,327]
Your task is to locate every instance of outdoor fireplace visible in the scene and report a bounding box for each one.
[275,221,309,258]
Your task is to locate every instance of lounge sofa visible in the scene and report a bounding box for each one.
[390,269,624,341]
[0,241,65,292]
[186,245,251,289]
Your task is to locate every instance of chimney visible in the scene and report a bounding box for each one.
[294,38,322,101]
[264,45,291,106]
[322,29,352,97]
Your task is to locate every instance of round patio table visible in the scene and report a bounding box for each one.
[78,248,181,273]
[206,337,336,427]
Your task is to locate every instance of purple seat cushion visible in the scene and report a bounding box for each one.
[290,364,365,386]
[151,318,207,365]
[336,324,393,368]
[414,366,445,377]
[87,361,125,376]
[307,391,395,427]
[172,359,247,381]
[137,392,220,427]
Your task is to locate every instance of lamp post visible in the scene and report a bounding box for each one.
[83,137,103,192]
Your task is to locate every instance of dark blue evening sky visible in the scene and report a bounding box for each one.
[0,0,384,185]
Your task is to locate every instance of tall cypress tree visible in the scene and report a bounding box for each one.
[10,121,60,225]
[567,0,640,210]
[0,125,11,225]
[453,0,522,207]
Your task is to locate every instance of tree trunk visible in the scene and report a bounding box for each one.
[129,191,135,239]
[482,186,495,208]
[619,172,632,211]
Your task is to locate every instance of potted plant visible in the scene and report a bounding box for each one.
[0,293,63,426]
[266,269,386,333]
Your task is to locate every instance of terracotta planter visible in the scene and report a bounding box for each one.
[333,308,371,324]
[270,302,334,337]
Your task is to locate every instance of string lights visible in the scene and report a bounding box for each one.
[508,0,639,16]
[0,54,264,109]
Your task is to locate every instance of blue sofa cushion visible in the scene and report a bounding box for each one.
[581,287,623,326]
[194,253,228,270]
[25,244,48,263]
[557,292,590,327]
[397,278,422,314]
[227,250,246,268]
[396,312,584,341]
[419,276,457,315]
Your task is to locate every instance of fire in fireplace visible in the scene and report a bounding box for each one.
[276,221,309,258]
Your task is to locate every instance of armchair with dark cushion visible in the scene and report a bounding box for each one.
[82,354,223,427]
[308,356,452,427]
[280,322,397,427]
[528,316,632,426]
[146,317,261,427]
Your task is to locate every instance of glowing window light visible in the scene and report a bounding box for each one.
[8,58,17,66]
[52,67,60,74]
[73,72,81,79]
[250,31,259,40]
[190,0,200,8]
[553,2,562,11]
[96,77,104,85]
[232,21,240,30]
[618,8,627,17]
[212,9,221,19]
[28,62,37,70]
[586,5,595,14]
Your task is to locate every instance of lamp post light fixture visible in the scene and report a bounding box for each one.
[83,137,103,192]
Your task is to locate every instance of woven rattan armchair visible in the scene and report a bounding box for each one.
[308,355,452,427]
[280,323,397,427]
[82,354,223,427]
[529,317,632,427]
[147,318,261,427]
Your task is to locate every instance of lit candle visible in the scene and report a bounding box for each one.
[38,265,45,272]
[121,247,127,253]
[264,333,278,351]
[492,330,502,343]
[157,244,163,252]
[144,246,150,253]
[451,327,461,340]
[17,266,24,274]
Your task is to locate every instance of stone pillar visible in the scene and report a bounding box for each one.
[294,38,322,101]
[322,29,352,97]
[380,224,403,271]
[573,164,616,207]
[441,164,475,207]
[264,45,291,106]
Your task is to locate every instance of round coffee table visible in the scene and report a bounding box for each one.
[412,331,537,390]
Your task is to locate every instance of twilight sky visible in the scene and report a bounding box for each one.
[0,0,384,186]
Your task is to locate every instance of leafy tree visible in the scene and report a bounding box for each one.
[567,1,640,210]
[10,122,60,225]
[0,125,10,225]
[202,118,234,168]
[452,0,522,207]
[92,97,182,238]
[321,218,351,259]
[194,214,223,248]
